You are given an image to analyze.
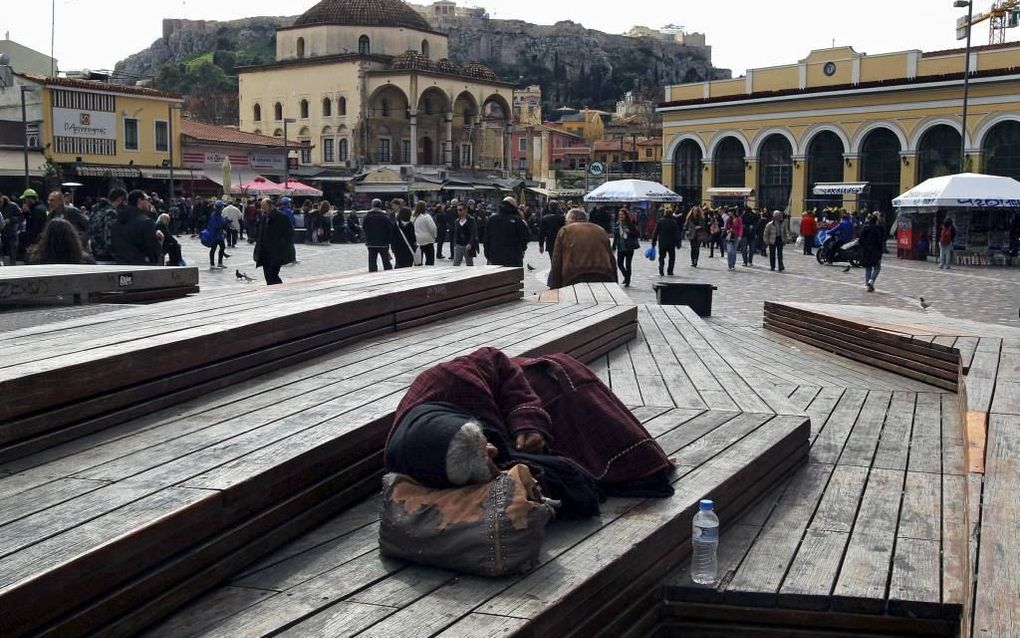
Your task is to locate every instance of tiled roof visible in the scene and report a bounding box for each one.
[180,120,289,148]
[294,0,433,32]
[17,73,181,99]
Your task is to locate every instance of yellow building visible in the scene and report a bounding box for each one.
[660,43,1020,216]
[17,72,184,184]
[237,0,513,175]
[550,109,608,145]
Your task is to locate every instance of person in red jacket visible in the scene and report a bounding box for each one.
[800,210,818,256]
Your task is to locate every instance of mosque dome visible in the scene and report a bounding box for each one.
[294,0,433,32]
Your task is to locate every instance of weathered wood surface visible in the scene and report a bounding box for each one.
[666,386,967,630]
[0,298,634,638]
[0,264,199,303]
[534,282,634,306]
[0,267,524,458]
[143,408,809,638]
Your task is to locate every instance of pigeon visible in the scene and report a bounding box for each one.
[919,297,931,310]
[842,265,852,273]
[526,264,535,271]
[236,269,256,283]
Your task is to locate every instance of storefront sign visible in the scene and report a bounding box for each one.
[250,153,286,171]
[52,108,117,140]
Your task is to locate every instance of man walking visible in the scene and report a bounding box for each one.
[740,206,758,266]
[651,207,682,276]
[539,201,566,263]
[859,213,885,292]
[254,198,292,285]
[363,199,395,272]
[452,202,478,266]
[88,188,126,262]
[764,210,786,272]
[547,209,617,289]
[484,197,530,267]
[800,209,817,256]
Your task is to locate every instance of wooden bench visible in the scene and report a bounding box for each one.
[142,408,809,638]
[757,301,1020,638]
[0,267,523,462]
[0,264,200,305]
[0,299,636,638]
[536,281,634,305]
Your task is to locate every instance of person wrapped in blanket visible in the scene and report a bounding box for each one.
[379,347,674,577]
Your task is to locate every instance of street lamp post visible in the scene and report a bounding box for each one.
[20,85,39,190]
[283,117,296,189]
[955,0,974,171]
[167,103,182,201]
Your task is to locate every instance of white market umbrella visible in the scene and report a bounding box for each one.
[583,179,683,204]
[893,172,1020,209]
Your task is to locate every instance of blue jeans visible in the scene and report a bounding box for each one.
[939,245,953,268]
[865,263,881,284]
[726,240,738,268]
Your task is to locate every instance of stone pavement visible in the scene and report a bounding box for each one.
[182,235,1020,329]
[2,234,1017,331]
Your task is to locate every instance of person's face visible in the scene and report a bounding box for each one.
[138,195,151,212]
[47,192,62,211]
[617,210,626,222]
[457,205,467,218]
[260,200,272,214]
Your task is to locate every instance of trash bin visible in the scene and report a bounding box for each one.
[292,228,307,244]
[653,282,718,317]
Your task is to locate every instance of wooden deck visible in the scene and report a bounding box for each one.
[0,267,523,462]
[0,291,636,637]
[753,302,1020,638]
[0,264,199,304]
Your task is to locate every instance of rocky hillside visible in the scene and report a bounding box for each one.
[115,14,728,123]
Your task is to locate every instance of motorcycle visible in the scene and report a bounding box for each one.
[817,234,862,267]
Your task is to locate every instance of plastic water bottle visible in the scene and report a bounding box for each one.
[691,498,719,585]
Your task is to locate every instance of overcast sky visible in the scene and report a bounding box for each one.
[3,0,986,77]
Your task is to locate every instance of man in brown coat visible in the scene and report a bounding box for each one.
[547,209,617,289]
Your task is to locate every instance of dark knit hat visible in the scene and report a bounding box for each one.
[386,403,492,488]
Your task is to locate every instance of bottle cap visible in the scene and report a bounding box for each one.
[699,499,714,511]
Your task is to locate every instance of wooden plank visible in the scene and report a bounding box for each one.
[808,465,869,534]
[838,390,892,468]
[777,528,850,610]
[972,415,1020,637]
[0,265,199,303]
[136,586,274,638]
[908,394,944,475]
[830,468,904,614]
[941,393,967,477]
[276,602,397,638]
[871,392,917,472]
[941,473,968,612]
[888,538,942,619]
[810,388,867,465]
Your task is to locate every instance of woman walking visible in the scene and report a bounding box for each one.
[938,218,956,269]
[612,207,640,287]
[412,200,438,265]
[685,206,706,267]
[724,211,743,271]
[206,202,228,269]
[859,213,885,292]
[392,206,418,268]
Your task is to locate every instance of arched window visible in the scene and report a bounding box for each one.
[421,39,430,59]
[672,139,703,207]
[274,102,283,121]
[296,37,305,58]
[300,99,309,119]
[322,97,332,117]
[359,35,370,55]
[273,129,283,138]
[381,98,390,118]
[917,125,962,182]
[339,138,349,162]
[713,137,745,188]
[805,131,845,209]
[982,120,1020,181]
[757,134,793,212]
[860,128,902,220]
[338,97,347,116]
[253,103,261,122]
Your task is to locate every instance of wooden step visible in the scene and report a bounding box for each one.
[0,301,636,638]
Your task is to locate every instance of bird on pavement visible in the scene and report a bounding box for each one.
[236,269,256,283]
[919,297,931,310]
[526,264,536,271]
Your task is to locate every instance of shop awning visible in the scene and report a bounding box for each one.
[75,165,142,179]
[706,187,754,197]
[813,182,869,196]
[472,184,497,191]
[0,150,47,177]
[139,167,200,180]
[443,184,476,191]
[312,175,354,182]
[356,182,408,194]
[526,187,552,197]
[410,182,443,191]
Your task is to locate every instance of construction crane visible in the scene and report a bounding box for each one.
[960,0,1020,44]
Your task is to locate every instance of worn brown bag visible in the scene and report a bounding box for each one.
[379,464,555,577]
